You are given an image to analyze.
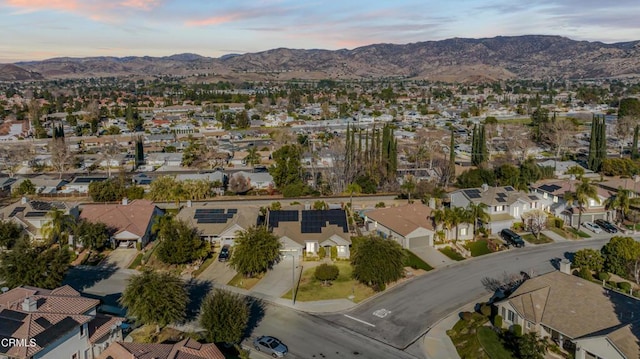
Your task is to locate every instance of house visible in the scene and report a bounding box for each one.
[531,179,614,226]
[146,153,183,167]
[495,268,640,359]
[12,175,68,195]
[363,203,439,248]
[0,285,124,359]
[449,184,541,233]
[79,199,162,248]
[268,209,351,259]
[97,338,224,359]
[176,203,260,246]
[0,198,79,241]
[230,171,274,190]
[63,176,109,194]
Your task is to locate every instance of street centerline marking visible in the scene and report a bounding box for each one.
[343,314,376,327]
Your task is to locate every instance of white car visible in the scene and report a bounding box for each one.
[582,222,602,234]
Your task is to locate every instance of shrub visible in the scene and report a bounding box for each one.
[460,311,473,321]
[479,303,492,317]
[494,315,503,328]
[330,246,338,259]
[618,281,632,293]
[375,202,386,208]
[597,272,610,281]
[512,324,523,337]
[606,280,618,289]
[318,247,326,258]
[579,267,593,280]
[512,222,523,231]
[555,218,564,228]
[314,264,339,285]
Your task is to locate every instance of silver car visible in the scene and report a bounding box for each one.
[253,336,288,357]
[582,221,602,234]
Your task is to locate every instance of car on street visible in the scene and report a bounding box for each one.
[582,221,602,234]
[253,336,288,357]
[218,245,230,262]
[595,219,618,233]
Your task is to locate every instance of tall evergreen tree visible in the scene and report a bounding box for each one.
[632,125,639,160]
[135,136,144,168]
[449,130,456,182]
[588,115,606,172]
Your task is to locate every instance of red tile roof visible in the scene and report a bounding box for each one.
[80,199,158,238]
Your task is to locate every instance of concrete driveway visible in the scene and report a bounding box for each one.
[251,256,297,298]
[197,258,237,285]
[104,248,138,269]
[410,246,455,268]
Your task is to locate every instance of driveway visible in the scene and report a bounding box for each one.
[251,256,297,298]
[197,258,237,285]
[409,246,455,268]
[104,248,138,268]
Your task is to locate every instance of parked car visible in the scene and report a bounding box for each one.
[253,336,288,357]
[582,222,602,234]
[500,228,525,248]
[595,219,618,233]
[218,245,230,262]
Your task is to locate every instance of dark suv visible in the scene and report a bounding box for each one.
[218,245,231,262]
[500,229,525,248]
[595,219,618,233]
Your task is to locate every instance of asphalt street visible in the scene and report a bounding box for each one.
[322,238,610,350]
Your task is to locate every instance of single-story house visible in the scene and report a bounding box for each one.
[63,176,109,194]
[146,153,183,167]
[363,203,439,248]
[230,171,274,190]
[12,175,68,195]
[495,269,640,359]
[268,209,351,260]
[176,203,260,246]
[0,197,79,241]
[79,199,162,248]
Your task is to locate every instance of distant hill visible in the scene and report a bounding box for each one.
[0,64,43,81]
[12,35,640,82]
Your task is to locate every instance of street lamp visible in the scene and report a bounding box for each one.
[280,250,297,305]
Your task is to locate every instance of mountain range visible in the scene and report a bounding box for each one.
[3,35,640,82]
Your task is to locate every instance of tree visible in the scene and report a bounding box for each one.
[345,182,362,210]
[200,289,250,345]
[471,124,487,167]
[230,226,282,278]
[0,143,32,178]
[400,175,417,203]
[0,221,22,249]
[101,140,121,177]
[515,332,549,359]
[601,236,640,283]
[587,115,606,172]
[521,209,547,239]
[155,219,209,265]
[565,165,585,180]
[447,130,456,186]
[315,263,340,286]
[564,178,599,230]
[229,173,251,194]
[74,219,111,253]
[120,270,188,332]
[50,126,75,179]
[148,176,181,202]
[269,144,304,189]
[605,188,633,225]
[450,206,471,242]
[0,238,71,289]
[88,178,126,202]
[573,248,604,273]
[467,202,489,236]
[41,208,74,245]
[542,118,576,170]
[351,235,405,291]
[14,179,36,196]
[245,147,261,166]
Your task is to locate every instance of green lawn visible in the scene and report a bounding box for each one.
[439,246,465,261]
[282,262,375,303]
[228,273,262,290]
[522,233,553,245]
[549,227,569,239]
[403,250,434,271]
[128,253,143,269]
[447,313,490,359]
[567,227,591,238]
[465,239,492,257]
[477,327,515,359]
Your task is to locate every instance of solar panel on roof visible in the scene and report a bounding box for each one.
[496,198,507,203]
[0,309,27,321]
[8,206,25,218]
[25,211,48,218]
[227,208,238,214]
[35,317,52,329]
[497,193,507,198]
[505,186,515,191]
[33,317,79,347]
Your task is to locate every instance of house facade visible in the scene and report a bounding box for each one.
[0,198,79,241]
[0,285,124,359]
[449,184,541,233]
[495,270,639,359]
[268,209,351,260]
[176,203,260,246]
[363,203,439,249]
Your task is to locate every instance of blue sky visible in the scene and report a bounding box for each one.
[2,0,640,62]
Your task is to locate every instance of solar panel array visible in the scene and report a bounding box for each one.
[268,210,299,228]
[301,210,348,233]
[194,208,237,224]
[33,317,79,347]
[25,211,48,218]
[539,184,562,193]
[505,186,515,191]
[463,189,482,199]
[8,206,25,218]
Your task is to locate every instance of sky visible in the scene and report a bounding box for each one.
[2,0,640,63]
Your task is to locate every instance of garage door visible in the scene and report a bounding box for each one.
[409,235,431,249]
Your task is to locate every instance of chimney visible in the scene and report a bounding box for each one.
[481,183,489,192]
[559,259,571,274]
[22,297,37,312]
[187,200,192,208]
[21,197,28,205]
[122,197,128,206]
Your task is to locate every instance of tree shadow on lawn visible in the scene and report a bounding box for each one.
[185,278,213,321]
[62,261,119,291]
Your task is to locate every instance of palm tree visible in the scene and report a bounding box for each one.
[245,147,261,167]
[41,208,74,245]
[450,207,471,242]
[467,202,490,236]
[401,175,417,203]
[565,178,599,230]
[345,182,362,211]
[432,208,449,241]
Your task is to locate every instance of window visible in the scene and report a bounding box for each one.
[72,354,78,359]
[460,228,467,236]
[495,205,504,212]
[501,307,506,318]
[553,196,558,203]
[80,324,85,337]
[507,310,515,322]
[531,202,536,209]
[543,192,548,199]
[589,199,596,207]
[526,321,532,329]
